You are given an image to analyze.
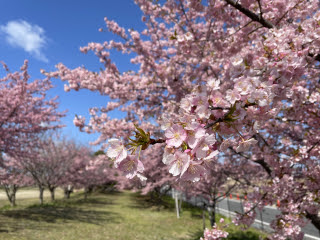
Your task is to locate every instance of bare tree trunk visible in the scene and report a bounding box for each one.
[178,194,182,212]
[84,187,91,199]
[39,186,44,205]
[202,203,206,230]
[207,202,216,227]
[4,184,18,207]
[11,193,16,207]
[64,185,73,199]
[49,187,55,201]
[64,187,68,199]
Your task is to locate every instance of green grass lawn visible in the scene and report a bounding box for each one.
[0,190,267,240]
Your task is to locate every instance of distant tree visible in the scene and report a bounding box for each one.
[17,134,90,203]
[0,155,33,206]
[0,60,64,158]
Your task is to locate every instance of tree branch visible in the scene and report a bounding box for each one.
[149,138,165,145]
[224,0,274,28]
[229,147,272,176]
[307,140,320,154]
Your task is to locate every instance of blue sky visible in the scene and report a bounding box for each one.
[0,0,145,150]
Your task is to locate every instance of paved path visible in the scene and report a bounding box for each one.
[171,190,320,240]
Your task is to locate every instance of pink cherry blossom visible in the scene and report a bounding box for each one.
[118,155,144,179]
[106,138,127,165]
[181,161,206,182]
[201,225,228,240]
[236,138,258,153]
[168,151,190,177]
[165,124,187,148]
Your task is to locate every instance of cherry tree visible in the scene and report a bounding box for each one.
[15,134,91,203]
[0,60,64,158]
[45,0,320,239]
[70,153,119,199]
[0,154,33,206]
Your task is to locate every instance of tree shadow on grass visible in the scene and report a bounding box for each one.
[62,197,114,207]
[129,192,206,222]
[98,190,123,195]
[129,192,176,211]
[226,231,262,240]
[0,205,121,233]
[182,229,204,240]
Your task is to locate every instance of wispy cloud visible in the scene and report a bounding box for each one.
[0,20,48,62]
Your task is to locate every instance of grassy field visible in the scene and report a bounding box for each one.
[0,189,266,240]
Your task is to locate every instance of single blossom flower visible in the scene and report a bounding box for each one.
[236,138,258,152]
[181,160,206,182]
[168,151,190,177]
[219,138,236,152]
[187,126,206,149]
[118,155,144,179]
[165,124,187,148]
[226,89,241,104]
[207,79,220,91]
[106,138,127,165]
[192,134,216,159]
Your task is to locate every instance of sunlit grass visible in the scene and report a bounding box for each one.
[0,189,267,240]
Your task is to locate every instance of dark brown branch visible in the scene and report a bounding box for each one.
[204,117,223,129]
[229,147,272,176]
[224,0,320,62]
[254,159,272,176]
[149,138,165,145]
[224,0,274,28]
[307,140,320,154]
[209,106,230,110]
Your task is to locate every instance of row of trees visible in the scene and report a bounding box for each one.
[0,133,118,206]
[42,0,320,239]
[0,62,121,206]
[0,60,65,205]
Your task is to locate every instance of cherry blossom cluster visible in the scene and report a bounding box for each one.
[106,138,147,183]
[201,219,228,240]
[201,227,228,240]
[46,0,320,238]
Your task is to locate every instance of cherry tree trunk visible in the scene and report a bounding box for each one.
[11,194,16,207]
[84,187,92,199]
[64,190,71,199]
[49,187,55,201]
[4,185,17,207]
[39,186,44,205]
[64,185,73,199]
[207,203,216,227]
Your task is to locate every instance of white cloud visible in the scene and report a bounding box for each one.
[0,20,48,62]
